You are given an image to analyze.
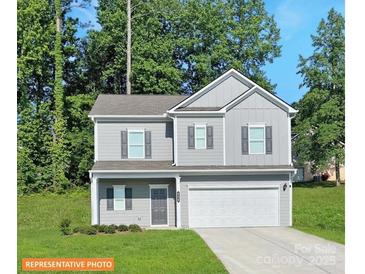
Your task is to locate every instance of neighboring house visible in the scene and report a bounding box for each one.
[88,69,298,228]
[293,163,345,182]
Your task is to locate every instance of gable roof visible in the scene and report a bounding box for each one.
[168,69,297,114]
[89,94,187,116]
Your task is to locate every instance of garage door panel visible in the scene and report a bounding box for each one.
[189,187,279,227]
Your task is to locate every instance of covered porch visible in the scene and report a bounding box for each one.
[90,170,182,228]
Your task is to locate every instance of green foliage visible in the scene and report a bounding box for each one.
[117,224,129,232]
[86,0,280,94]
[60,218,71,228]
[73,226,81,233]
[77,226,97,235]
[97,225,109,233]
[128,224,143,232]
[51,0,70,192]
[17,0,93,193]
[92,224,100,231]
[293,9,345,176]
[104,226,116,234]
[60,218,72,235]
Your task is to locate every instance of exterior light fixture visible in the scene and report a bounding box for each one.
[177,191,180,203]
[283,183,287,191]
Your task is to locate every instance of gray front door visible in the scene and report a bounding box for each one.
[151,188,168,225]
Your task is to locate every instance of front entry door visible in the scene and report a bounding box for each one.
[151,188,168,225]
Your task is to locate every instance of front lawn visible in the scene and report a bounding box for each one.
[293,182,345,244]
[18,190,227,274]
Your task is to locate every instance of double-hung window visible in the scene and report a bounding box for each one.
[128,130,144,158]
[195,125,206,149]
[249,126,265,154]
[113,185,125,211]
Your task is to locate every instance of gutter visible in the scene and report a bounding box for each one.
[89,168,296,174]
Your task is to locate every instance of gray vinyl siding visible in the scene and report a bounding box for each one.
[225,92,289,165]
[187,75,250,108]
[176,117,224,165]
[97,121,173,161]
[180,174,291,228]
[98,178,176,227]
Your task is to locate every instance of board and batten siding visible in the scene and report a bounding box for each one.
[176,117,224,165]
[225,92,289,165]
[179,174,291,228]
[98,179,176,227]
[187,75,250,108]
[97,121,173,161]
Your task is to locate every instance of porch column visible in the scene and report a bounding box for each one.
[175,176,181,228]
[91,176,99,225]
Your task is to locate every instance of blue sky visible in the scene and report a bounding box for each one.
[69,0,344,104]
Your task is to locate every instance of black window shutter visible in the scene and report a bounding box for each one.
[145,131,152,159]
[207,126,213,149]
[125,188,132,210]
[241,126,248,155]
[188,126,195,149]
[106,188,114,211]
[266,126,272,154]
[121,131,128,159]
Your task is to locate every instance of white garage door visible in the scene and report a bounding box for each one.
[189,187,279,227]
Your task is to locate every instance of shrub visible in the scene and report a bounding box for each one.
[73,226,81,233]
[104,225,116,234]
[129,224,142,232]
[60,218,72,235]
[75,226,97,235]
[62,227,73,235]
[92,225,100,231]
[117,224,129,232]
[60,218,71,228]
[80,226,97,235]
[97,225,109,233]
[109,224,118,230]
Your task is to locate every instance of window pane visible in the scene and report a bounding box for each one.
[114,187,125,210]
[129,131,144,145]
[195,127,206,138]
[196,138,206,149]
[129,145,144,158]
[249,127,264,140]
[250,141,264,154]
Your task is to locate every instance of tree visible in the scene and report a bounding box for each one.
[86,0,280,95]
[176,0,281,93]
[17,0,55,194]
[18,0,91,193]
[50,0,70,191]
[293,9,345,186]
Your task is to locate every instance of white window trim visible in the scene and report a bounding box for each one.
[194,124,206,150]
[149,184,169,227]
[113,185,125,211]
[248,125,266,155]
[127,129,145,159]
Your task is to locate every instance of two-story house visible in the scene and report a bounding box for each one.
[88,69,297,228]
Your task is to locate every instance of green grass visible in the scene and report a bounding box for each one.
[18,190,227,274]
[293,181,345,244]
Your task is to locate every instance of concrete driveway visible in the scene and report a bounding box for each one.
[195,227,344,274]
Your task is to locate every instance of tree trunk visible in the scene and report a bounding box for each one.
[126,0,131,94]
[335,158,340,186]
